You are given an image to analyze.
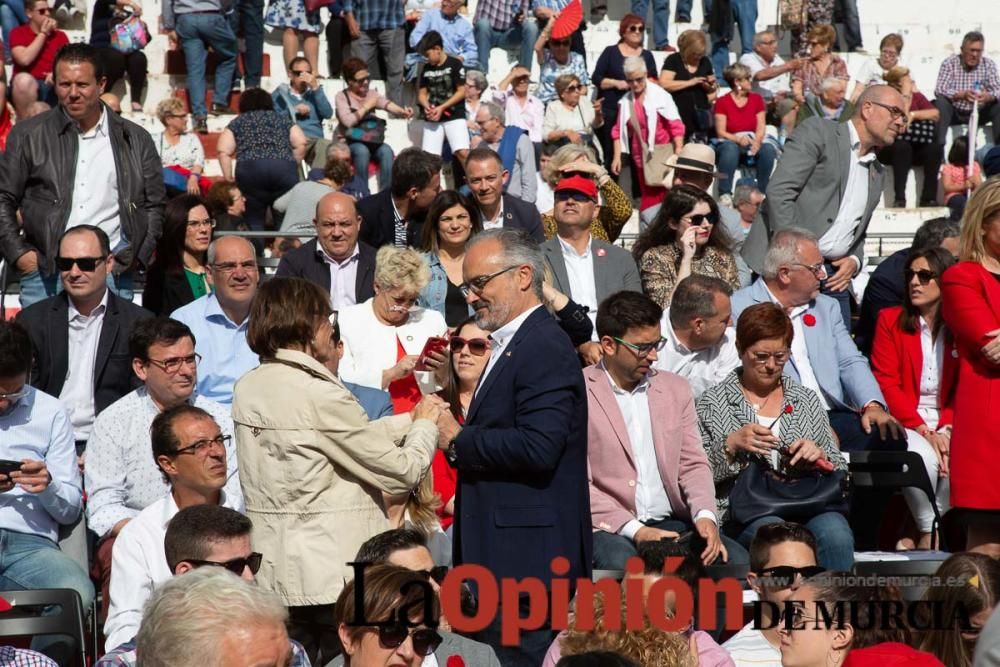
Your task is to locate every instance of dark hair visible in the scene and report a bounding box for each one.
[618,13,644,39]
[801,572,910,648]
[668,275,733,329]
[342,57,369,83]
[419,190,482,252]
[206,181,240,217]
[631,185,728,263]
[416,30,444,53]
[60,225,111,258]
[0,320,32,378]
[962,31,985,47]
[735,302,793,352]
[238,87,274,113]
[287,55,310,72]
[899,246,956,337]
[164,505,253,572]
[912,216,960,251]
[246,277,332,358]
[948,136,970,167]
[154,194,210,274]
[443,316,479,419]
[53,43,105,82]
[335,565,441,644]
[128,317,196,361]
[595,291,663,340]
[541,142,561,158]
[354,528,429,564]
[557,652,642,667]
[323,156,353,185]
[150,404,214,483]
[463,146,504,173]
[748,522,818,572]
[391,148,444,199]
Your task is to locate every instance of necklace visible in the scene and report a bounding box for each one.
[742,384,779,412]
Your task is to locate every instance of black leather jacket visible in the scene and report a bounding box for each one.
[0,103,165,275]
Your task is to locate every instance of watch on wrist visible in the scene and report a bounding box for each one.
[445,440,458,465]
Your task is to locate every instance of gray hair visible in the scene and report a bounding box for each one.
[623,56,647,76]
[753,30,776,48]
[466,69,489,91]
[669,275,733,329]
[733,184,761,208]
[480,101,505,126]
[762,228,819,280]
[135,568,288,667]
[326,139,350,158]
[206,236,255,265]
[912,216,960,251]
[962,31,985,48]
[467,228,545,299]
[819,76,847,93]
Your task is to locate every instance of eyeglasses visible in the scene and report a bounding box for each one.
[33,7,49,13]
[550,39,571,47]
[564,84,581,92]
[554,190,595,203]
[626,25,644,33]
[449,336,490,356]
[368,625,443,656]
[172,433,231,456]
[352,76,371,84]
[749,349,790,365]
[757,565,825,589]
[186,551,263,576]
[459,265,519,297]
[414,566,450,584]
[613,336,667,357]
[0,387,28,402]
[683,212,719,226]
[211,260,258,274]
[513,76,530,84]
[905,268,938,285]
[291,69,312,77]
[868,100,906,120]
[187,218,216,229]
[145,353,202,375]
[789,262,828,279]
[55,256,108,272]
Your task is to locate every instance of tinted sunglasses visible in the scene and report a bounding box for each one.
[449,336,490,356]
[905,268,938,285]
[757,565,825,588]
[550,39,571,47]
[55,256,107,272]
[372,624,443,656]
[186,552,263,576]
[685,213,718,226]
[414,565,450,584]
[626,25,644,33]
[554,191,595,203]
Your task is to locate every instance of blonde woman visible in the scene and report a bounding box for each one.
[659,29,717,142]
[540,144,633,242]
[153,97,206,196]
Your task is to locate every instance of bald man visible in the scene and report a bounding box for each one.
[742,84,908,326]
[275,192,377,309]
[170,236,261,405]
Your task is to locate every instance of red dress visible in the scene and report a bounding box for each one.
[387,337,421,414]
[940,261,1000,509]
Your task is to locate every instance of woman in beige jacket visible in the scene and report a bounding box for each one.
[232,277,442,663]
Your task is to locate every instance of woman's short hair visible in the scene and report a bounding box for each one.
[622,55,648,77]
[735,302,794,352]
[374,246,432,293]
[677,29,707,60]
[806,24,837,49]
[342,57,368,83]
[722,63,752,88]
[419,190,482,253]
[156,97,186,124]
[618,13,644,39]
[543,143,600,188]
[206,181,239,216]
[631,185,726,263]
[465,69,488,92]
[555,73,582,100]
[334,564,441,646]
[880,33,904,53]
[246,277,332,358]
[959,173,1000,263]
[238,87,274,113]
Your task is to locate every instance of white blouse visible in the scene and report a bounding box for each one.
[153,131,205,170]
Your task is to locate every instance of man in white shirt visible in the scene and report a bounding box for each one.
[104,405,245,651]
[654,274,739,399]
[585,290,746,570]
[738,30,804,135]
[723,522,822,667]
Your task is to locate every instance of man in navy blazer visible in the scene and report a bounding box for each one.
[356,147,444,249]
[465,147,545,243]
[730,228,904,453]
[434,228,590,666]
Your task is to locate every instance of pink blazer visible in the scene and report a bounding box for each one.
[585,365,717,533]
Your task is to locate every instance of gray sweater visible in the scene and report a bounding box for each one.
[275,181,337,236]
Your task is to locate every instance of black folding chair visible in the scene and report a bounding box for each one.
[0,589,88,667]
[848,450,944,551]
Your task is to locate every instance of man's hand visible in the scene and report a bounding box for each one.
[399,106,415,120]
[15,251,39,273]
[412,394,445,424]
[10,459,50,494]
[167,30,178,46]
[695,517,726,565]
[426,105,443,122]
[785,438,824,467]
[294,103,311,117]
[40,16,57,35]
[299,71,318,89]
[345,12,360,39]
[436,409,462,450]
[824,257,854,292]
[860,403,904,440]
[577,341,602,366]
[634,526,680,543]
[0,473,14,494]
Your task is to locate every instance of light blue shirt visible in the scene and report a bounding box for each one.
[0,386,83,542]
[409,9,479,69]
[170,294,259,406]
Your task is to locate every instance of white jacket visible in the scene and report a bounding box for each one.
[615,81,683,156]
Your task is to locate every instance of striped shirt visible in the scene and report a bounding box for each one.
[474,0,533,31]
[722,623,782,667]
[342,0,404,30]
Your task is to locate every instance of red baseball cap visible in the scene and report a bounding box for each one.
[554,175,598,200]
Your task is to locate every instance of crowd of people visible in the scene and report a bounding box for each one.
[3,1,1000,666]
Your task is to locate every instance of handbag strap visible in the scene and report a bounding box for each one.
[628,100,651,157]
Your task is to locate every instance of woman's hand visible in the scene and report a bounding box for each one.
[725,423,779,457]
[678,226,698,259]
[564,129,581,143]
[186,174,200,195]
[785,439,824,467]
[412,394,444,422]
[388,354,419,383]
[926,429,950,477]
[610,155,622,176]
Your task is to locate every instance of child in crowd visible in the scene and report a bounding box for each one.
[416,30,470,169]
[940,136,983,221]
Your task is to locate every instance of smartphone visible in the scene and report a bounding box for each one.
[415,337,449,372]
[0,459,22,475]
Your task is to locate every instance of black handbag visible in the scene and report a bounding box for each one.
[729,460,850,525]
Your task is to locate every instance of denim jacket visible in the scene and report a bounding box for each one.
[417,251,472,320]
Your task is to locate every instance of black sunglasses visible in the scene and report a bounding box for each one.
[555,191,594,203]
[686,212,718,226]
[449,336,490,356]
[55,256,107,272]
[757,565,825,588]
[186,552,263,576]
[370,624,443,656]
[414,565,450,584]
[905,268,938,285]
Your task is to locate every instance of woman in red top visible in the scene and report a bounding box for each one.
[871,246,957,550]
[941,179,1000,555]
[712,63,775,200]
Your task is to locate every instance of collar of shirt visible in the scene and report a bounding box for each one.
[158,490,229,530]
[488,303,542,351]
[68,289,109,323]
[598,359,650,396]
[557,234,592,259]
[763,281,809,318]
[484,198,505,227]
[78,107,110,140]
[141,386,196,418]
[317,242,360,267]
[391,196,406,224]
[848,120,877,163]
[204,292,249,329]
[663,314,694,355]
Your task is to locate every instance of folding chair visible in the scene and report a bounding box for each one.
[0,589,88,667]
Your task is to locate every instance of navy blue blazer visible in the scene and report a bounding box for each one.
[451,306,592,585]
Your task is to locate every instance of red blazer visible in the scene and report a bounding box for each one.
[870,305,956,430]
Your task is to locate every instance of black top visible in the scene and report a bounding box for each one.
[591,45,657,120]
[661,53,714,139]
[419,55,466,121]
[444,279,467,327]
[89,0,115,49]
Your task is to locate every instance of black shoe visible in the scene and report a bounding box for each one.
[919,199,940,207]
[892,199,906,208]
[194,116,208,134]
[675,12,691,22]
[210,102,230,116]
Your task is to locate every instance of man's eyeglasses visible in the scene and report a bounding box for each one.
[614,336,667,357]
[750,349,790,365]
[0,387,28,402]
[757,565,825,589]
[905,268,938,285]
[554,190,594,203]
[55,256,108,272]
[789,262,828,279]
[172,434,231,457]
[449,336,490,356]
[211,260,258,274]
[459,265,519,297]
[187,218,216,229]
[868,100,906,121]
[684,212,719,226]
[34,7,50,13]
[186,552,263,576]
[366,625,443,656]
[145,353,202,375]
[414,565,450,584]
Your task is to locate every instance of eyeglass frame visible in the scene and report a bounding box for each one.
[55,255,110,272]
[186,218,217,229]
[449,336,490,356]
[145,353,202,375]
[171,433,231,457]
[459,265,520,297]
[787,262,828,279]
[0,386,29,402]
[905,268,938,285]
[613,336,667,357]
[748,349,791,365]
[363,624,443,656]
[867,100,906,121]
[210,259,258,274]
[185,551,264,576]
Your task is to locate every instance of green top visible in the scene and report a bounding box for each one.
[184,267,211,299]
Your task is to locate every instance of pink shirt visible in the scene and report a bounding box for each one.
[941,162,981,202]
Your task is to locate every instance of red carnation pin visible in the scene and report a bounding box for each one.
[802,314,816,327]
[447,657,466,667]
[596,248,607,257]
[784,404,793,414]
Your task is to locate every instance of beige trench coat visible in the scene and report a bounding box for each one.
[232,348,437,606]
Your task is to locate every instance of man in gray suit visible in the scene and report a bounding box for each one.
[742,85,908,326]
[541,175,642,365]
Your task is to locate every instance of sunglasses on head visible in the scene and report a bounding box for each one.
[185,552,264,576]
[55,256,107,272]
[757,565,825,588]
[905,268,938,285]
[370,624,443,656]
[685,212,718,226]
[449,336,490,356]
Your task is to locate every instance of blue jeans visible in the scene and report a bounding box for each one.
[473,17,539,73]
[0,0,26,60]
[18,269,134,308]
[175,12,237,117]
[835,0,862,51]
[348,142,394,194]
[228,0,264,87]
[728,513,855,571]
[709,0,757,82]
[593,517,749,571]
[715,140,777,195]
[630,0,669,49]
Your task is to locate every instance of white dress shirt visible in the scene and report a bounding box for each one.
[917,317,944,423]
[557,235,599,339]
[482,199,505,230]
[476,304,542,397]
[653,310,740,399]
[59,291,108,441]
[761,283,831,410]
[320,243,361,310]
[738,51,790,99]
[817,121,876,267]
[66,108,122,252]
[104,490,244,651]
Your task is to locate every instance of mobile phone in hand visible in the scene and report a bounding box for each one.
[0,460,22,475]
[415,336,449,372]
